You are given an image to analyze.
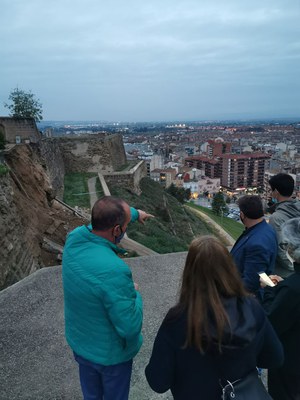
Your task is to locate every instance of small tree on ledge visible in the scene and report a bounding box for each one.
[4,88,43,122]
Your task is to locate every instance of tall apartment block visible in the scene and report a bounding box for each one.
[185,152,270,191]
[221,153,271,190]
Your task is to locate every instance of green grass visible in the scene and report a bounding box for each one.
[63,172,97,208]
[0,164,9,176]
[109,178,223,253]
[187,203,244,240]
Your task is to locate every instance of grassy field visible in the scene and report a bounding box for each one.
[63,172,97,208]
[187,203,244,240]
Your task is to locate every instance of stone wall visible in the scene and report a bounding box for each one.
[0,117,41,144]
[39,139,65,198]
[103,160,147,194]
[54,134,127,173]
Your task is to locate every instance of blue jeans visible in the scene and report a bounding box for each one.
[74,353,133,400]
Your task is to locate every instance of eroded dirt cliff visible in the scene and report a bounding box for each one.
[0,144,84,290]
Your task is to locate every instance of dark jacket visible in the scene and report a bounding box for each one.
[263,262,300,374]
[145,297,283,400]
[230,220,277,298]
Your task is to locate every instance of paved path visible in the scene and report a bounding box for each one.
[87,176,98,209]
[186,206,235,247]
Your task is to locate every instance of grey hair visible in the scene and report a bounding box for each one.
[281,217,300,263]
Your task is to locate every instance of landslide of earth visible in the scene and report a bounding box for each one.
[0,145,84,290]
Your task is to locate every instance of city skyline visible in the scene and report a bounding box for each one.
[1,0,300,121]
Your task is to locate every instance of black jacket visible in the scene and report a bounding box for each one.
[145,296,283,400]
[263,262,300,374]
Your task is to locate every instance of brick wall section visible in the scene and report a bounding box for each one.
[103,160,147,194]
[0,117,41,143]
[54,134,127,173]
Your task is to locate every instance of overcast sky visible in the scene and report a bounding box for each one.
[1,0,300,122]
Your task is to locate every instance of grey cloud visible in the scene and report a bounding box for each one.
[0,0,299,120]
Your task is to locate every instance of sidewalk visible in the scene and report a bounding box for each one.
[187,206,235,247]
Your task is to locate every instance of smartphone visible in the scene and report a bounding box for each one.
[258,272,275,287]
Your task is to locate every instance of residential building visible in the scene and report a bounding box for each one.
[221,153,270,191]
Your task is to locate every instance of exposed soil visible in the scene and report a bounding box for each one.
[4,144,86,268]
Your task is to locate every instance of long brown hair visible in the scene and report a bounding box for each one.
[178,235,247,353]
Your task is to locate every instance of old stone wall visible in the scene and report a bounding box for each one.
[55,134,127,173]
[0,117,41,144]
[39,139,65,198]
[104,160,147,194]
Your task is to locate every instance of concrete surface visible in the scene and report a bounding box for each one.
[0,252,187,400]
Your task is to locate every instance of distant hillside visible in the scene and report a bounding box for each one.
[109,178,218,253]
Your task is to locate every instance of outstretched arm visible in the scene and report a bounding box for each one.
[130,207,154,224]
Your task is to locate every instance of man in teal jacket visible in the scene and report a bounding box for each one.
[62,196,153,400]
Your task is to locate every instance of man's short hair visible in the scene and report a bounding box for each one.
[237,195,264,219]
[269,173,294,197]
[91,196,126,231]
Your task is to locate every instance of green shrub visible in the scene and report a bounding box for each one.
[0,164,9,176]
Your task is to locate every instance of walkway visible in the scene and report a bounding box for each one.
[87,176,98,209]
[187,206,235,247]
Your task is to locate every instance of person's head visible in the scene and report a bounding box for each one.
[269,173,294,201]
[281,217,300,263]
[178,235,247,352]
[91,196,131,243]
[237,195,264,227]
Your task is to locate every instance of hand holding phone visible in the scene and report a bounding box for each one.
[258,272,276,287]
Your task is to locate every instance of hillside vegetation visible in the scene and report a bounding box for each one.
[109,178,219,253]
[187,203,244,240]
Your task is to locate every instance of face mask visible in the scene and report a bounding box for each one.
[272,198,278,204]
[115,227,126,244]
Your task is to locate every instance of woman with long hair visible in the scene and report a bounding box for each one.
[145,236,283,399]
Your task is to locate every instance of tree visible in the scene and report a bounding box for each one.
[212,192,228,215]
[166,184,191,204]
[4,88,43,122]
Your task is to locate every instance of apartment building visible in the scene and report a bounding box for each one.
[221,153,271,190]
[184,156,221,178]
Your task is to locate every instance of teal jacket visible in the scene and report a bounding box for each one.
[62,207,143,365]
